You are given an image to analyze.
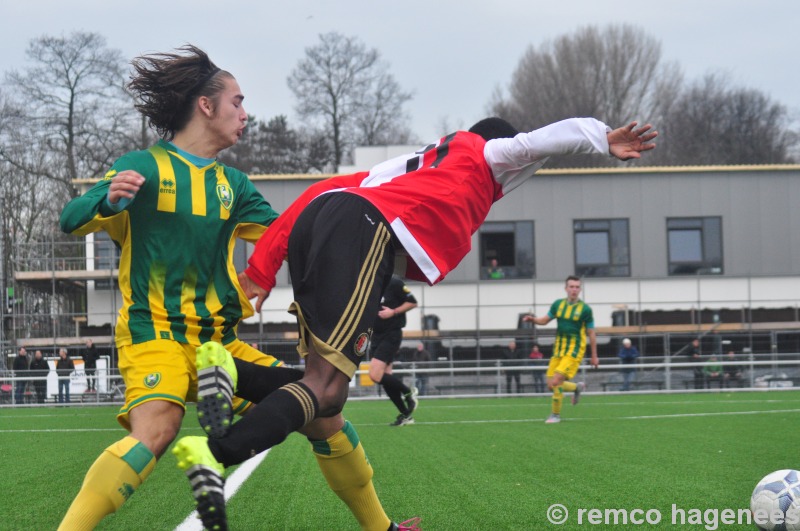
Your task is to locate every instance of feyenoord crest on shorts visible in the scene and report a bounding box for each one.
[354,332,371,357]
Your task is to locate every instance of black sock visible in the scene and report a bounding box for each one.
[208,381,318,467]
[380,374,410,415]
[233,359,304,403]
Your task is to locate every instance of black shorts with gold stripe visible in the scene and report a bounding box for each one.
[287,192,396,379]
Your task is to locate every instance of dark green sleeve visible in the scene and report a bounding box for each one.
[584,305,595,327]
[59,176,114,235]
[230,168,280,227]
[547,299,560,319]
[59,150,156,235]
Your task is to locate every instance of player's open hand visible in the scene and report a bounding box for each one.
[238,271,270,312]
[607,122,657,161]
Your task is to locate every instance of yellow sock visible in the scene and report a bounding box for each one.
[312,421,391,531]
[58,436,156,531]
[552,387,563,415]
[561,381,577,392]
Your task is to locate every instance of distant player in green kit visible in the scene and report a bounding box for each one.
[523,276,599,423]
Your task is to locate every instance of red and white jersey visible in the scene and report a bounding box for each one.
[245,118,610,291]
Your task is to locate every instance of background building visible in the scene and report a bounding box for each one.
[8,159,800,362]
[242,159,800,336]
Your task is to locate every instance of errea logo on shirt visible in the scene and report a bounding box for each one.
[216,184,234,210]
[160,178,176,195]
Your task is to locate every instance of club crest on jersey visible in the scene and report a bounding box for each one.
[216,184,234,210]
[354,332,371,357]
[143,372,161,389]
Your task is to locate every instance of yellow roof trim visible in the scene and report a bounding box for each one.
[70,164,800,185]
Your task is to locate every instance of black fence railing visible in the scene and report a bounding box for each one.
[2,353,798,406]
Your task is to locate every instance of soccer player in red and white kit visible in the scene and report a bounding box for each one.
[174,116,656,530]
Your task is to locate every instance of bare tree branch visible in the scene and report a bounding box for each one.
[288,32,413,170]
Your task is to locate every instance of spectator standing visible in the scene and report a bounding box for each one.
[29,350,50,404]
[723,350,744,388]
[618,338,640,391]
[82,338,99,392]
[13,347,30,404]
[686,338,704,390]
[56,348,75,403]
[411,342,432,396]
[528,344,546,394]
[502,340,524,393]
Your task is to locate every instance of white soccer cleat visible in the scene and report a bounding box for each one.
[545,414,561,424]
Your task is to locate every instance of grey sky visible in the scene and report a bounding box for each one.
[3,1,798,142]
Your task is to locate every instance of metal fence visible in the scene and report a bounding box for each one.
[2,352,798,407]
[11,239,117,273]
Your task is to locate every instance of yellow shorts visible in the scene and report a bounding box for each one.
[116,338,282,430]
[546,354,584,380]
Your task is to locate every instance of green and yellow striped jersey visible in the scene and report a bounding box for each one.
[60,140,279,348]
[547,298,594,359]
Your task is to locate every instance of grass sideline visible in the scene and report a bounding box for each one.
[2,390,800,530]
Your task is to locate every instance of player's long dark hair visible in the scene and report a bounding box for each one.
[128,44,231,141]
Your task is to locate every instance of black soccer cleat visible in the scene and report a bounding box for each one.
[390,414,415,426]
[405,386,419,415]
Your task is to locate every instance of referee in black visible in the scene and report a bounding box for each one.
[367,275,419,425]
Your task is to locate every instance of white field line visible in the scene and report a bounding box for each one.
[3,398,799,433]
[355,407,800,427]
[418,397,800,409]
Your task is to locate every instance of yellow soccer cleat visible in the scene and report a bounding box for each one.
[196,342,238,438]
[173,436,227,531]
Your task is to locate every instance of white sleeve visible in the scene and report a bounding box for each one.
[484,117,612,195]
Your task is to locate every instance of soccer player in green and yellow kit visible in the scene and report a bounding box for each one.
[58,45,397,531]
[523,276,599,423]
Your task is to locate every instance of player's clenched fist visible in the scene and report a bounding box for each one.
[107,170,145,206]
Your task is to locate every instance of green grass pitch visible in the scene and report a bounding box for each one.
[2,390,799,530]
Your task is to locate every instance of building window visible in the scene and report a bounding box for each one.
[573,219,630,277]
[94,232,120,290]
[479,221,535,280]
[667,217,723,275]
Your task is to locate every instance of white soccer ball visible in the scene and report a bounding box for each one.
[751,470,800,530]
